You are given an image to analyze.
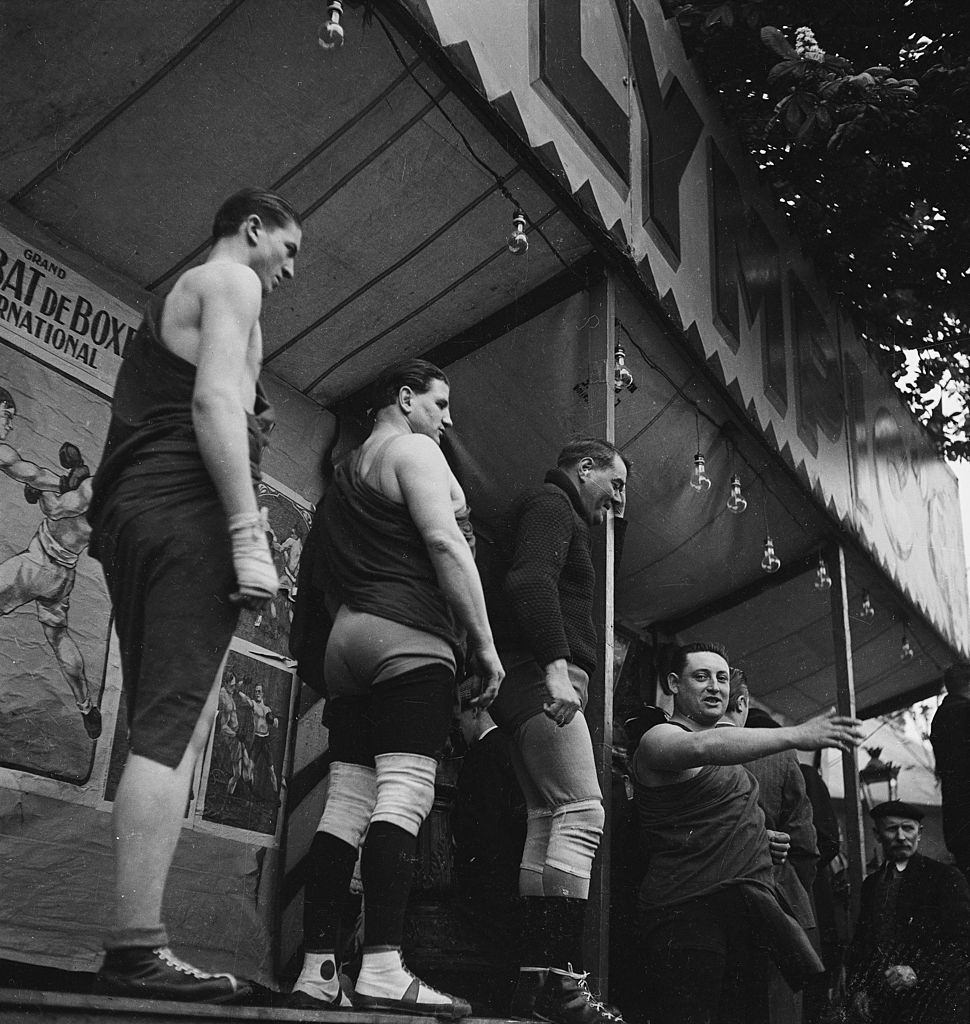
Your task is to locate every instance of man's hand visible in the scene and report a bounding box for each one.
[884,965,917,992]
[767,829,791,865]
[58,441,91,493]
[228,511,280,610]
[791,709,863,752]
[467,644,504,710]
[543,659,581,727]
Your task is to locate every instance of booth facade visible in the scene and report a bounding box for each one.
[0,0,966,1003]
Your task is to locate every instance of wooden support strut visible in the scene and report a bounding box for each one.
[828,541,866,928]
[583,275,616,996]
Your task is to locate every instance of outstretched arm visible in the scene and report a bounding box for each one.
[639,711,863,772]
[0,444,61,490]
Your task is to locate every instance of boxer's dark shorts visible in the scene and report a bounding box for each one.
[96,496,239,768]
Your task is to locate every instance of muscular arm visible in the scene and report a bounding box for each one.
[639,713,861,773]
[394,435,495,652]
[192,265,263,519]
[0,444,61,490]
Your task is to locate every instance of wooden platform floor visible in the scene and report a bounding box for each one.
[0,989,515,1024]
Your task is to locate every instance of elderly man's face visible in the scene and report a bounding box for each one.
[875,815,921,863]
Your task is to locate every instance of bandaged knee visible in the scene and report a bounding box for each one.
[371,752,436,837]
[318,761,377,848]
[520,810,553,894]
[545,799,605,880]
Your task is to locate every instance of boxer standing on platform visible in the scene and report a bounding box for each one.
[87,187,301,1003]
[290,359,503,1018]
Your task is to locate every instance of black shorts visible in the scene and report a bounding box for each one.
[324,663,456,763]
[96,497,238,768]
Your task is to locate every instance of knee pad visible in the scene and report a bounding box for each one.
[521,809,553,877]
[545,799,605,880]
[371,752,436,837]
[318,761,377,849]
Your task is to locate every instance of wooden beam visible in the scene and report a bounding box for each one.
[828,542,866,928]
[584,274,616,995]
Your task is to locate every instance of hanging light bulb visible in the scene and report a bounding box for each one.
[691,452,711,491]
[761,535,781,573]
[319,1,345,49]
[690,410,711,491]
[900,628,915,661]
[814,551,832,591]
[507,211,528,255]
[726,473,747,514]
[860,590,875,621]
[614,343,635,391]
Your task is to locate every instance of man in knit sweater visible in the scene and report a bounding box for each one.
[489,437,628,1024]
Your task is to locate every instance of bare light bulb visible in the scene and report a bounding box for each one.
[814,552,832,591]
[614,343,635,391]
[860,590,875,620]
[319,1,345,49]
[690,452,711,492]
[761,535,781,573]
[507,212,528,255]
[726,473,747,514]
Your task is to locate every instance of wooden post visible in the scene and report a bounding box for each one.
[584,275,616,994]
[828,542,866,927]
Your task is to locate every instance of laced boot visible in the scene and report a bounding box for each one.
[93,946,250,1004]
[533,965,627,1024]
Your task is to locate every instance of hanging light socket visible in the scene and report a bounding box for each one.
[319,1,345,49]
[860,590,875,621]
[507,211,528,255]
[614,342,635,392]
[761,535,781,573]
[690,452,712,492]
[726,473,747,514]
[814,551,832,591]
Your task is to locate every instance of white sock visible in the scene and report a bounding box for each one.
[292,952,352,1005]
[356,948,450,1006]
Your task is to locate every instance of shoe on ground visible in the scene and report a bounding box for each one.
[353,964,472,1019]
[287,955,354,1009]
[532,965,626,1024]
[93,946,251,1004]
[81,705,102,739]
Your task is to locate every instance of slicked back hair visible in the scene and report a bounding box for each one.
[0,387,15,413]
[556,437,631,473]
[369,359,449,413]
[661,640,730,694]
[211,188,301,241]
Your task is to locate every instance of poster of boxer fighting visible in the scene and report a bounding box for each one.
[233,480,313,653]
[198,647,298,840]
[0,347,113,786]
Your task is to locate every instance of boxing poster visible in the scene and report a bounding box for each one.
[198,646,299,840]
[0,347,113,787]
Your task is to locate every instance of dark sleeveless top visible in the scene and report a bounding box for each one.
[632,719,773,911]
[315,440,468,658]
[87,299,273,558]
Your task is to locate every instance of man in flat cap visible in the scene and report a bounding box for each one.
[844,801,970,1023]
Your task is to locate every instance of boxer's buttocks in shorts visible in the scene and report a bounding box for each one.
[324,606,456,698]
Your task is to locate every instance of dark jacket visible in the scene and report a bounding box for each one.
[846,853,970,1023]
[745,748,818,931]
